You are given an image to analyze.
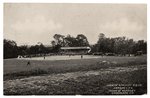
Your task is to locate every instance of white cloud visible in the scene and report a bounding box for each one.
[4,4,146,45]
[11,15,62,34]
[8,15,63,45]
[99,18,146,40]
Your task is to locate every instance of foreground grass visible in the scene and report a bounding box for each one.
[4,56,147,80]
[4,67,147,95]
[4,55,147,95]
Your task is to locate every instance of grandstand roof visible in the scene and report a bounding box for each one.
[61,47,91,50]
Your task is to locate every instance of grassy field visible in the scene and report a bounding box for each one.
[4,55,147,95]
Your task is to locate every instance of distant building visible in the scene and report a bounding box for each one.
[60,47,91,55]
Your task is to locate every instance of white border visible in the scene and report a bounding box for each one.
[0,0,149,97]
[0,0,3,97]
[1,0,148,3]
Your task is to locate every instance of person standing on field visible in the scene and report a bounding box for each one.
[81,55,83,59]
[27,61,31,66]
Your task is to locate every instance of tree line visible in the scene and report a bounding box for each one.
[91,33,147,55]
[4,33,147,59]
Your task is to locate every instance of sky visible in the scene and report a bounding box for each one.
[4,3,147,46]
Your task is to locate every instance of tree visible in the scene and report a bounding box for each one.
[99,33,105,39]
[96,33,107,52]
[53,34,65,46]
[18,45,28,56]
[51,40,56,47]
[4,39,18,59]
[51,34,90,47]
[92,33,147,55]
[64,35,77,47]
[76,34,89,46]
[126,39,135,54]
[113,37,127,55]
[29,45,39,54]
[134,40,147,54]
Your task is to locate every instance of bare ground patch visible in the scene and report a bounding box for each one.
[4,65,147,95]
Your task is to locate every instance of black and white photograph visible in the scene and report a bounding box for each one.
[3,3,147,95]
